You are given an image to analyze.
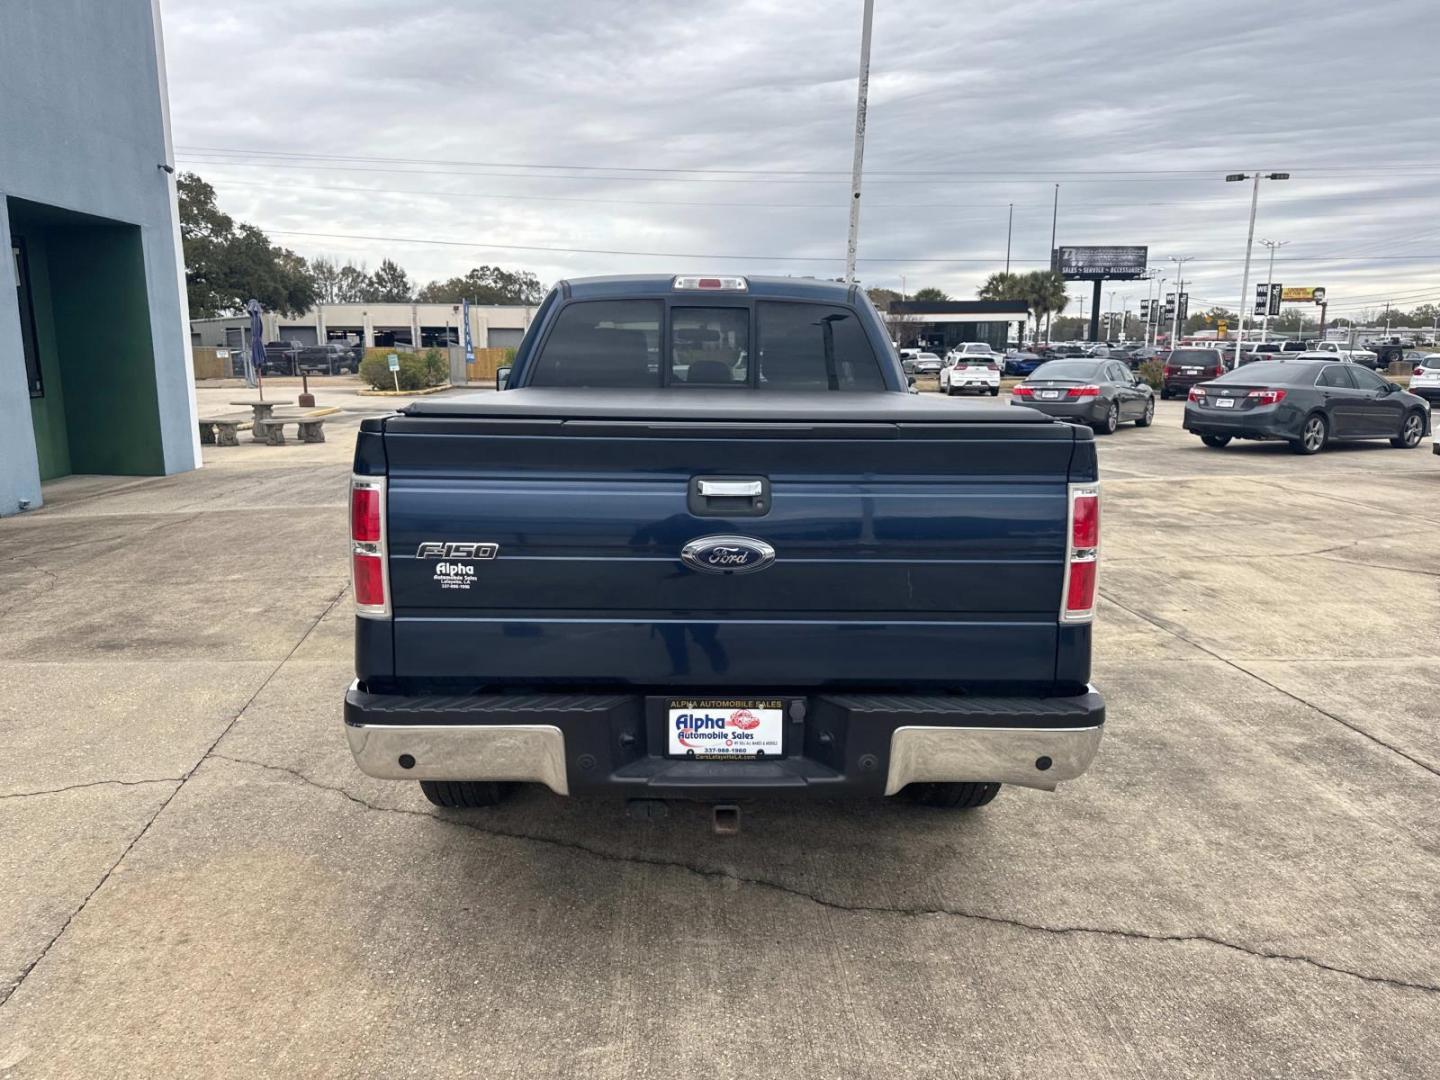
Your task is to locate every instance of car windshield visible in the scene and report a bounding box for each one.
[1212,361,1320,385]
[1030,360,1102,380]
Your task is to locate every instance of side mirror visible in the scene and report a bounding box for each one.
[495,366,512,391]
[1382,380,1400,394]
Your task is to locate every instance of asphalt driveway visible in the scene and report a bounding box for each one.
[1,396,1437,1078]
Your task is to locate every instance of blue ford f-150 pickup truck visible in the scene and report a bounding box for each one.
[344,275,1104,821]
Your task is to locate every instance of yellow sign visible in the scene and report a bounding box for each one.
[1217,320,1228,336]
[1281,287,1325,303]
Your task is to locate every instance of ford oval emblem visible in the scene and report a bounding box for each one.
[680,535,776,575]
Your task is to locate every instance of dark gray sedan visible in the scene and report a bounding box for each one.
[1010,358,1155,434]
[1183,358,1430,455]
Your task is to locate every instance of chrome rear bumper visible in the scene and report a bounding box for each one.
[345,722,570,795]
[883,724,1103,795]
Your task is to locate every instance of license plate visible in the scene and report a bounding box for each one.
[667,699,785,759]
[1039,390,1061,399]
[1184,367,1201,374]
[1215,397,1235,408]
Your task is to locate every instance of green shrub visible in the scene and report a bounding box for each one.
[1137,358,1164,390]
[359,349,450,392]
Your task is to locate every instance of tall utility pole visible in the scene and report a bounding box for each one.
[1005,203,1013,274]
[1050,184,1059,260]
[843,0,875,283]
[1227,170,1290,367]
[1107,290,1117,341]
[1258,239,1288,343]
[1170,256,1193,346]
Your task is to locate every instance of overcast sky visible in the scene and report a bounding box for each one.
[161,0,1440,323]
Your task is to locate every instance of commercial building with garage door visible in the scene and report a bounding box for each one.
[1,0,198,516]
[190,302,541,356]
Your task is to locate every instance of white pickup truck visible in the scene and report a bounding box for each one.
[1310,341,1380,367]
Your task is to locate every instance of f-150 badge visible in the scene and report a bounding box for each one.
[415,542,499,559]
[680,535,776,575]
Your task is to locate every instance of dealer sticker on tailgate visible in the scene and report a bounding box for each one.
[668,699,784,759]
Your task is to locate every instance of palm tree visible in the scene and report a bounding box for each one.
[977,272,1023,302]
[1023,271,1068,345]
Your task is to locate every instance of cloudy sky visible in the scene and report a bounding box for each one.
[161,0,1440,324]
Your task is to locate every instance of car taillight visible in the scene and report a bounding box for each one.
[1062,484,1099,622]
[1163,366,1175,377]
[1211,366,1224,377]
[351,476,389,617]
[1012,384,1035,397]
[1246,388,1286,405]
[1066,385,1100,398]
[1188,386,1205,402]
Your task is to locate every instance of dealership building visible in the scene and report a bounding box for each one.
[886,300,1032,352]
[1,0,197,516]
[191,302,540,354]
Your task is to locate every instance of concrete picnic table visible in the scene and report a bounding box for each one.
[230,400,294,442]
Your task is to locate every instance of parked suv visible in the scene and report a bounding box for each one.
[297,342,362,375]
[261,340,303,376]
[1161,348,1227,399]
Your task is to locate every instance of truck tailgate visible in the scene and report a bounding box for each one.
[379,395,1084,690]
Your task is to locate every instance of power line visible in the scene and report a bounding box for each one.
[173,144,1440,178]
[263,227,1440,266]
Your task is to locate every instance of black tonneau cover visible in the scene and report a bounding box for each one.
[404,387,1054,424]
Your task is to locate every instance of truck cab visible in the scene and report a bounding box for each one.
[344,275,1104,819]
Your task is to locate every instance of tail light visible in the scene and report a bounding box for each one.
[1188,386,1205,402]
[1211,365,1224,377]
[1066,385,1100,398]
[1246,388,1286,405]
[1163,366,1175,377]
[351,476,389,617]
[1062,484,1099,622]
[1012,384,1035,398]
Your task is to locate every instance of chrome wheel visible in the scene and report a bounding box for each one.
[1097,403,1119,435]
[1137,397,1155,427]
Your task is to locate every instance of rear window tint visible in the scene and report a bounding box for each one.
[1213,361,1322,385]
[1031,360,1101,380]
[529,300,661,387]
[1170,350,1222,363]
[756,302,883,390]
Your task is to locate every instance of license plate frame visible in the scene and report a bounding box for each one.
[1215,397,1236,408]
[665,698,787,760]
[1039,389,1061,400]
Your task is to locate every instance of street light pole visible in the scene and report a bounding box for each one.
[1169,257,1192,346]
[843,0,875,283]
[1259,238,1288,343]
[1107,289,1117,341]
[1005,203,1013,274]
[1227,171,1289,368]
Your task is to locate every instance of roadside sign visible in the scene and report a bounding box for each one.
[387,352,400,372]
[1281,286,1325,303]
[1217,320,1228,336]
[1255,284,1282,316]
[1051,245,1148,281]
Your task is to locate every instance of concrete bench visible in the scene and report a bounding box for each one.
[197,417,245,447]
[254,415,327,446]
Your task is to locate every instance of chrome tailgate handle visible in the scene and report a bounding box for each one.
[697,479,763,497]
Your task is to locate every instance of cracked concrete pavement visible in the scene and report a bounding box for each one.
[0,395,1437,1078]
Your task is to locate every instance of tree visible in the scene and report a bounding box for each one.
[417,265,546,305]
[363,258,414,302]
[309,256,373,304]
[865,287,901,312]
[979,271,1066,344]
[177,173,317,318]
[977,273,1023,302]
[911,286,950,302]
[1183,306,1238,334]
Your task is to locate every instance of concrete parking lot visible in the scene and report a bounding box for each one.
[1,391,1437,1078]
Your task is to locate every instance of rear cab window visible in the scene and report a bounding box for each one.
[526,296,884,391]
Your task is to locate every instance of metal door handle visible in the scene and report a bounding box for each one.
[698,479,763,497]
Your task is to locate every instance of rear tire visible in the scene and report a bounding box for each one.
[1136,397,1155,427]
[1093,402,1119,435]
[904,782,1001,809]
[990,386,1000,396]
[1200,434,1231,448]
[1291,412,1328,455]
[419,780,514,808]
[1392,409,1426,448]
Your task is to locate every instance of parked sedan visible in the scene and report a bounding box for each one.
[903,352,943,376]
[1003,350,1045,377]
[1183,359,1430,455]
[939,354,1000,396]
[1010,358,1155,434]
